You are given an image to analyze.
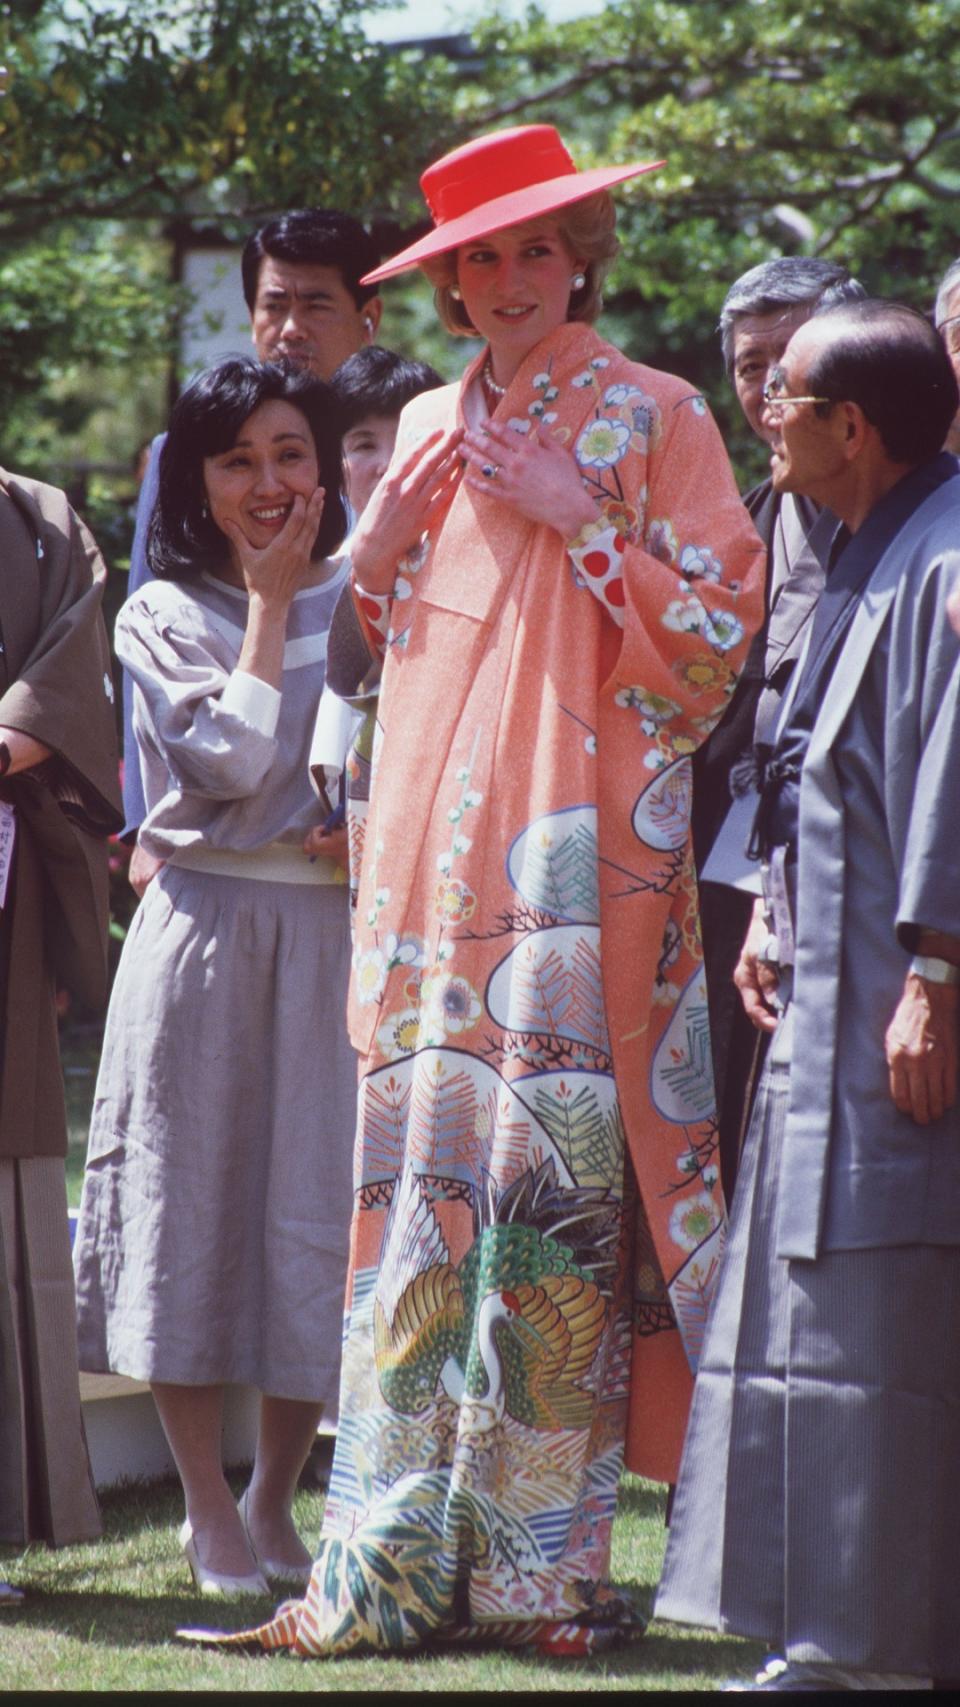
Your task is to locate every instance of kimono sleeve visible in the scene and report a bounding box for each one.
[0,483,121,831]
[326,574,379,695]
[894,556,960,946]
[576,383,765,752]
[115,594,280,801]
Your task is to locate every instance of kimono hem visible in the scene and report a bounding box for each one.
[193,320,764,1655]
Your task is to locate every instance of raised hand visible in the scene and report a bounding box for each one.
[227,488,326,691]
[461,419,596,540]
[349,426,464,595]
[220,488,326,612]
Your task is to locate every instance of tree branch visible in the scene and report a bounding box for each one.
[474,57,640,123]
[813,119,955,253]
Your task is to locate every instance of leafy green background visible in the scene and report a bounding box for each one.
[2,0,959,495]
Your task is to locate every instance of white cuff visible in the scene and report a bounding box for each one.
[220,669,281,738]
[908,954,960,985]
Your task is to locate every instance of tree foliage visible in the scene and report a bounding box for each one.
[0,0,459,466]
[462,1,960,294]
[0,0,457,229]
[0,222,177,473]
[455,0,960,469]
[2,0,959,479]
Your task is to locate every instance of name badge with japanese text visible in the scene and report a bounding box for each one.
[0,801,16,909]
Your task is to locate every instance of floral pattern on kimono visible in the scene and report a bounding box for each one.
[196,322,764,1657]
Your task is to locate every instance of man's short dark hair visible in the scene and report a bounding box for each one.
[241,209,381,312]
[149,356,348,580]
[805,299,959,465]
[720,257,866,372]
[330,346,444,432]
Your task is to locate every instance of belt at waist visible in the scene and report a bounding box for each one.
[167,838,345,886]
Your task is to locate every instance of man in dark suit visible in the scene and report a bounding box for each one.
[693,257,864,1202]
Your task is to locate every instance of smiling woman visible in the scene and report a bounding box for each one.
[71,357,358,1600]
[203,401,321,548]
[184,125,765,1661]
[147,359,347,581]
[425,197,617,350]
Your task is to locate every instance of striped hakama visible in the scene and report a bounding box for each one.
[656,1000,960,1679]
[0,1159,100,1545]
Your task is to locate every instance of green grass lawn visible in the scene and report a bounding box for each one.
[0,1472,764,1691]
[52,1030,764,1690]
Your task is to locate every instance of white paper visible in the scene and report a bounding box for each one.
[0,800,16,909]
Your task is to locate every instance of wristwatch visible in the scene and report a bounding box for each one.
[0,740,10,778]
[908,954,960,986]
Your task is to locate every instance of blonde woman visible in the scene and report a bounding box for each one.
[186,123,764,1657]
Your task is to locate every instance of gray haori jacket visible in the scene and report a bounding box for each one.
[778,461,960,1260]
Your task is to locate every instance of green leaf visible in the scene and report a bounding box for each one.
[356,1542,401,1586]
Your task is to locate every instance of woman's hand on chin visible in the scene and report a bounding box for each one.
[349,426,464,595]
[461,420,596,540]
[220,488,326,610]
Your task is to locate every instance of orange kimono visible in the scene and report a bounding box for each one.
[218,321,764,1656]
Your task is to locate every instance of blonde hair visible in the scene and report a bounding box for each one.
[421,192,619,337]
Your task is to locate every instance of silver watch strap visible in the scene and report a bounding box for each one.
[908,954,960,986]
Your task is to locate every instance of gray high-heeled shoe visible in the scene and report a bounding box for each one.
[236,1489,313,1590]
[179,1519,269,1598]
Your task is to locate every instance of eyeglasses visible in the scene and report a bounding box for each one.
[761,377,833,415]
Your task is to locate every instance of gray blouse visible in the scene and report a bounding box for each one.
[117,565,348,858]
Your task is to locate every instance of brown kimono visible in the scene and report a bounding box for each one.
[0,469,122,1545]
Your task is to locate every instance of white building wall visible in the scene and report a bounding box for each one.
[180,247,253,380]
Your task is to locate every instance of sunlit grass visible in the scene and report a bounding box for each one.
[51,1033,763,1689]
[1,1471,763,1691]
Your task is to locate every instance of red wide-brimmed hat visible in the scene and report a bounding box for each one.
[361,124,664,286]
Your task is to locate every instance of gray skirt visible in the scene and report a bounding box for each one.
[655,1002,960,1678]
[73,862,357,1405]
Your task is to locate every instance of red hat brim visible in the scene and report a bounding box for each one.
[361,158,664,286]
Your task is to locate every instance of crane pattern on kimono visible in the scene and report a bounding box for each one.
[373,1159,618,1434]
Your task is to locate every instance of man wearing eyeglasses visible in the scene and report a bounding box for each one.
[693,259,864,1204]
[657,300,960,1691]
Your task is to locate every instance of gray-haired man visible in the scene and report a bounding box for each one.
[693,257,864,1201]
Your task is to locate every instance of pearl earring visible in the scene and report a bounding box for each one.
[571,272,586,291]
[450,287,462,300]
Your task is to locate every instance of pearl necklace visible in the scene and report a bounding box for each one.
[481,354,507,403]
